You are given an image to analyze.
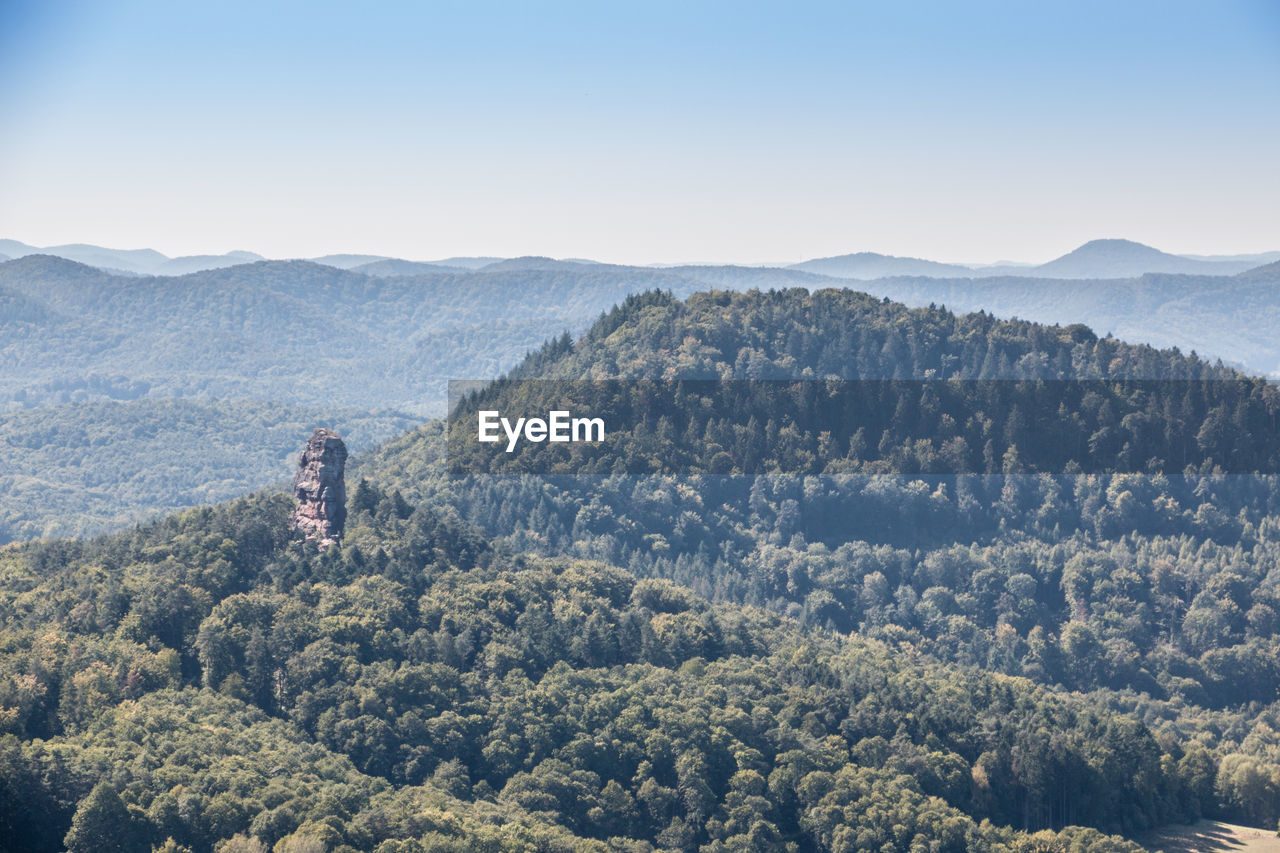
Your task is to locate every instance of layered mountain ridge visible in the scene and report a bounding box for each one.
[4,285,1280,850]
[5,236,1276,279]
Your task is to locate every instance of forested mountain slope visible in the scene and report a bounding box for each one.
[0,256,702,542]
[0,489,1195,852]
[7,249,1280,546]
[7,287,1280,850]
[854,265,1280,377]
[8,246,1280,565]
[355,289,1280,824]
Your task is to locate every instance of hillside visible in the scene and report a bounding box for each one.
[1029,239,1256,279]
[443,289,1280,481]
[846,265,1280,376]
[10,252,1280,546]
[362,291,1280,785]
[790,251,978,279]
[0,240,261,275]
[0,256,708,542]
[0,255,706,413]
[7,288,1280,850]
[0,398,416,543]
[0,482,1194,852]
[351,259,468,276]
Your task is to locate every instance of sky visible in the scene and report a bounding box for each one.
[1,0,1277,265]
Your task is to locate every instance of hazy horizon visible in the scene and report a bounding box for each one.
[3,1,1278,264]
[2,234,1279,271]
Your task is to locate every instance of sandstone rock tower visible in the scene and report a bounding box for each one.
[291,428,348,547]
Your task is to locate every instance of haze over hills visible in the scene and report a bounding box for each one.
[7,249,1280,418]
[854,263,1280,377]
[0,254,708,413]
[5,236,1277,279]
[352,258,469,276]
[153,251,267,276]
[311,254,499,271]
[8,245,1280,544]
[1183,250,1280,264]
[432,256,506,269]
[790,251,979,279]
[0,239,264,276]
[479,256,607,272]
[789,239,1271,280]
[0,399,416,543]
[307,253,393,269]
[1237,259,1280,281]
[1026,238,1260,278]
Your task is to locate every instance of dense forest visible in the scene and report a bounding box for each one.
[858,261,1280,381]
[4,287,1280,851]
[0,489,1195,852]
[405,292,1280,714]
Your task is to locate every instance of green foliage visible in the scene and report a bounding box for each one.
[9,284,1280,850]
[394,289,1280,709]
[0,484,1185,851]
[361,287,1280,831]
[64,782,139,853]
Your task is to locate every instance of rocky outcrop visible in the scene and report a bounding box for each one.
[291,428,347,547]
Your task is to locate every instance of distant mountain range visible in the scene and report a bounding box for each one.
[6,246,1280,416]
[312,254,501,271]
[0,239,265,276]
[790,252,978,278]
[790,239,1280,280]
[5,237,1277,279]
[0,241,495,276]
[0,254,706,413]
[6,246,1280,543]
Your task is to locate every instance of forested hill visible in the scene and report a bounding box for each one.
[9,251,1280,543]
[0,399,417,543]
[857,266,1280,379]
[359,289,1280,808]
[508,288,1239,382]
[445,289,1279,479]
[5,287,1280,850]
[0,473,1216,853]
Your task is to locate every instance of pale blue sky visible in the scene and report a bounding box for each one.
[1,1,1277,264]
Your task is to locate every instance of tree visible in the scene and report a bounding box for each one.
[218,836,269,853]
[153,840,193,853]
[65,782,137,853]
